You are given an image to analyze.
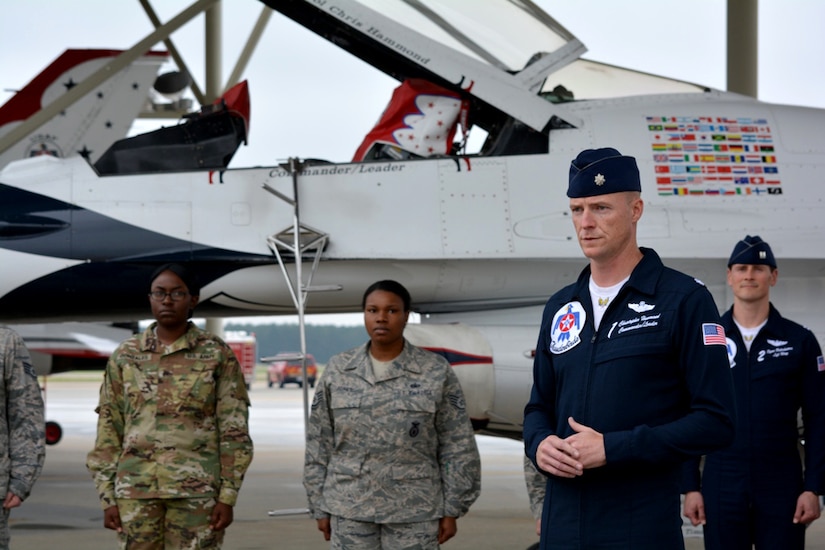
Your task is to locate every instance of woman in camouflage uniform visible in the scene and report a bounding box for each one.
[0,327,45,550]
[87,263,253,549]
[304,279,481,549]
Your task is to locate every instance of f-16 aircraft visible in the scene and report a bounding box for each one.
[1,0,824,441]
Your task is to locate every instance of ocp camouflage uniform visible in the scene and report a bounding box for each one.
[304,340,481,548]
[86,322,253,549]
[0,327,45,550]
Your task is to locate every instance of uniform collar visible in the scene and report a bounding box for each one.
[140,321,199,353]
[574,247,662,300]
[723,303,785,340]
[343,339,422,379]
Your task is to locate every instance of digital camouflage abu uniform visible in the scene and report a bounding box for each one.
[0,327,46,549]
[304,340,481,526]
[523,455,545,521]
[86,322,253,542]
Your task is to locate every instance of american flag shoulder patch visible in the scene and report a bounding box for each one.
[702,323,727,346]
[817,355,825,372]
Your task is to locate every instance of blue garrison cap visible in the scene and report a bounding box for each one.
[567,147,641,198]
[728,235,777,268]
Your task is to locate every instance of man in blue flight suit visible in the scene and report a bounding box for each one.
[523,147,736,549]
[682,235,824,549]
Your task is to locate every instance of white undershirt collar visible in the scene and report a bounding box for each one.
[589,275,629,330]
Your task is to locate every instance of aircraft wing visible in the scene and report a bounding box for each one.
[12,322,133,376]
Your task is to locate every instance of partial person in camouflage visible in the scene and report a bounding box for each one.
[86,263,253,549]
[523,455,545,537]
[0,327,46,550]
[304,280,481,549]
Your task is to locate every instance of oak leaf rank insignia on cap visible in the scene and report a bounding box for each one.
[567,147,641,198]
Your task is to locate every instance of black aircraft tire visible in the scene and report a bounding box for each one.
[45,421,63,445]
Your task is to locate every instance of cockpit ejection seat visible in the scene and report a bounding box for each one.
[353,78,468,162]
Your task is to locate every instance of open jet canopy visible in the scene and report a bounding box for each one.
[261,0,706,134]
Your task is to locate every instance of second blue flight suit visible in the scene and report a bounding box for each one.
[682,304,825,549]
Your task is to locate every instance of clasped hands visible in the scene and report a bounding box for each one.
[536,417,606,478]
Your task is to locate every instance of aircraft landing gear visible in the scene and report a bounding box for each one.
[41,376,63,445]
[45,420,62,445]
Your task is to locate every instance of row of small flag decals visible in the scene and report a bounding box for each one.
[647,116,782,196]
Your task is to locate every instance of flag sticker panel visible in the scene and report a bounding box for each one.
[647,116,782,197]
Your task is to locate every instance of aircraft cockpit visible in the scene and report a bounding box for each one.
[265,1,711,164]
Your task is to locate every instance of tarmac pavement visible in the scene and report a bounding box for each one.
[11,375,824,549]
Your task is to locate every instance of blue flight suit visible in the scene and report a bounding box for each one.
[681,304,825,549]
[524,248,736,549]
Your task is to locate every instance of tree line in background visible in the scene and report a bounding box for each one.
[225,322,367,364]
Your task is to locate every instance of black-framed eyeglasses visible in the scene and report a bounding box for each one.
[148,290,189,301]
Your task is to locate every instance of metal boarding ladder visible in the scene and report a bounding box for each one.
[263,157,340,518]
[262,157,341,421]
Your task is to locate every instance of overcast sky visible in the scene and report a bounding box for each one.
[2,0,823,325]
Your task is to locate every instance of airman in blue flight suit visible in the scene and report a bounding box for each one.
[523,147,736,549]
[682,235,825,549]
